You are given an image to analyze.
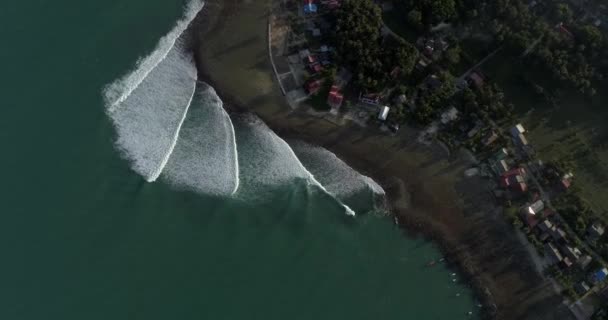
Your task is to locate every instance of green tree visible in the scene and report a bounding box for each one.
[444,46,461,64]
[407,9,423,29]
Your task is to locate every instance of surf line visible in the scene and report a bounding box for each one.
[275,135,356,216]
[105,0,205,113]
[147,78,198,182]
[213,92,241,195]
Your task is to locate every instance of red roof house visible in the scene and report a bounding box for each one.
[327,85,343,109]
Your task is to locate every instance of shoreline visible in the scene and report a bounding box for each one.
[191,1,570,319]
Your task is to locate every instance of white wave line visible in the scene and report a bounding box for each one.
[275,136,356,216]
[105,0,205,114]
[215,97,240,195]
[228,116,240,195]
[147,78,198,182]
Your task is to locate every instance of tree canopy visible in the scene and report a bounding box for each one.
[335,0,418,90]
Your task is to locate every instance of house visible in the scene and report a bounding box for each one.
[359,92,382,105]
[560,172,574,191]
[378,106,390,121]
[538,219,554,233]
[523,208,554,229]
[440,107,459,124]
[425,74,443,90]
[556,22,574,39]
[510,124,526,137]
[305,79,323,94]
[303,0,318,14]
[588,222,606,241]
[550,227,567,243]
[467,72,485,88]
[309,63,323,74]
[560,244,582,262]
[416,58,430,70]
[525,200,545,215]
[590,268,608,284]
[495,159,510,175]
[483,131,499,146]
[579,255,593,270]
[514,133,529,147]
[467,123,483,138]
[494,148,509,161]
[327,85,343,109]
[545,242,564,264]
[393,94,407,105]
[575,281,591,295]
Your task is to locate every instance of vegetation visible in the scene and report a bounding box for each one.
[334,0,418,91]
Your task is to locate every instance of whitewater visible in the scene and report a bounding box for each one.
[103,0,383,215]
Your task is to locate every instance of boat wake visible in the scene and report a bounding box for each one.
[103,0,384,216]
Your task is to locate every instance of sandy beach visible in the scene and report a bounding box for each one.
[192,1,573,319]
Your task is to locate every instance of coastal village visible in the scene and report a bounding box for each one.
[269,0,608,318]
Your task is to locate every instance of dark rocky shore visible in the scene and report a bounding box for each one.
[189,1,574,319]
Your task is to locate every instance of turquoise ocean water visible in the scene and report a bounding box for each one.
[0,1,479,319]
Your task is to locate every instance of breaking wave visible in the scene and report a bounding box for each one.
[232,115,356,216]
[291,141,385,213]
[161,84,240,196]
[103,0,384,216]
[104,0,205,113]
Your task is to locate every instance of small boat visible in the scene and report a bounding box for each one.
[427,260,436,267]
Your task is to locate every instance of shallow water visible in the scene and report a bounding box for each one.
[0,0,479,319]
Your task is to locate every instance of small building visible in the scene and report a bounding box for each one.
[550,227,567,243]
[575,281,591,295]
[467,124,483,138]
[359,92,382,105]
[590,268,608,284]
[378,106,390,121]
[467,72,485,88]
[299,49,311,60]
[525,200,545,215]
[305,79,323,94]
[545,242,564,264]
[393,94,407,105]
[579,255,593,270]
[440,107,459,124]
[483,131,499,146]
[327,85,343,109]
[588,222,606,241]
[561,244,582,262]
[522,208,554,229]
[493,148,509,161]
[510,124,526,137]
[303,0,318,14]
[495,159,510,175]
[513,133,529,147]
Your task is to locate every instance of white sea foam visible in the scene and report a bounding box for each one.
[234,115,355,216]
[291,141,385,197]
[161,84,240,196]
[104,0,205,113]
[291,141,385,213]
[108,39,198,181]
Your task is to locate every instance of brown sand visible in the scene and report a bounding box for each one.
[191,1,573,319]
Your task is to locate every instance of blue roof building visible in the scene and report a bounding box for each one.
[304,3,318,14]
[591,268,608,284]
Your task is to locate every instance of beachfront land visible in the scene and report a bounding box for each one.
[269,0,608,318]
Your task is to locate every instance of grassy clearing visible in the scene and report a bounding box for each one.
[481,52,608,214]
